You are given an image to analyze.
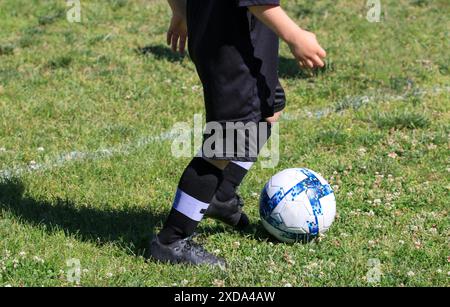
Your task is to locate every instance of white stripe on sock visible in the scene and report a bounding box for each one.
[172,189,210,222]
[231,161,254,170]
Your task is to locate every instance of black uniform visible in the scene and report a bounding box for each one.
[187,0,286,161]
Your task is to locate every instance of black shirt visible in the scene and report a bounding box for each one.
[187,0,285,123]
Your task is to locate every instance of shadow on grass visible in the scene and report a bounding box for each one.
[0,179,311,255]
[0,178,169,257]
[201,216,316,245]
[200,222,281,244]
[135,44,185,62]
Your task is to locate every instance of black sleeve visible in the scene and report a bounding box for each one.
[237,0,280,7]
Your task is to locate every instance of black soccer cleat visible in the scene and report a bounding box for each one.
[204,194,250,230]
[148,235,226,268]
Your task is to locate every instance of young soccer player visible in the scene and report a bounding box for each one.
[149,0,326,267]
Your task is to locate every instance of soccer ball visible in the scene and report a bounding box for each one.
[259,168,336,243]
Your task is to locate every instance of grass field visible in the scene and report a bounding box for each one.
[0,0,449,287]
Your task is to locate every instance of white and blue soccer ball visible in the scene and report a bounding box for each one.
[259,168,336,243]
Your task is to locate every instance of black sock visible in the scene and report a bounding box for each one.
[158,157,223,245]
[215,162,253,202]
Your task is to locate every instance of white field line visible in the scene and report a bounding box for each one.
[282,85,450,121]
[0,85,448,181]
[0,131,177,181]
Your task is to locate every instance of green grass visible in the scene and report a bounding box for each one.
[0,0,449,287]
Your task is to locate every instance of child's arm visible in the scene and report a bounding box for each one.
[248,5,326,68]
[167,0,187,53]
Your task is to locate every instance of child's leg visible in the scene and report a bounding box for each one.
[206,113,282,228]
[215,161,254,202]
[214,112,282,203]
[158,157,229,245]
[203,161,253,229]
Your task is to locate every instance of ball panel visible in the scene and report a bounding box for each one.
[303,168,329,186]
[319,193,336,229]
[261,217,311,244]
[279,198,311,231]
[259,186,272,219]
[266,168,307,199]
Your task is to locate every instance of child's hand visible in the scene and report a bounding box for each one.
[167,14,187,54]
[247,5,326,69]
[288,29,326,69]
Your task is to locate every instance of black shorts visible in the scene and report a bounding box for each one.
[201,84,286,162]
[187,0,286,161]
